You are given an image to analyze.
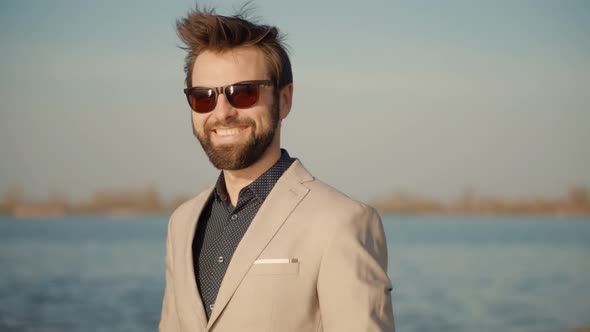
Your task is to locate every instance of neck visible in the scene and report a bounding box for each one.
[223,144,281,207]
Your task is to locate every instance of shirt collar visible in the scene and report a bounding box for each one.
[214,149,295,203]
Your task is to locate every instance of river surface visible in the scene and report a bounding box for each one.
[0,215,589,332]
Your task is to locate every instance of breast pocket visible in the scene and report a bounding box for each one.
[250,260,300,276]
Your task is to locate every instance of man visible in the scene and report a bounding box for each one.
[159,5,394,332]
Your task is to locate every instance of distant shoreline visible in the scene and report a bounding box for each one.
[1,186,589,219]
[372,187,590,217]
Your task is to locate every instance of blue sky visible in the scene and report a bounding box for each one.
[1,0,589,202]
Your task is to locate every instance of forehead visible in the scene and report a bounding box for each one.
[191,47,269,87]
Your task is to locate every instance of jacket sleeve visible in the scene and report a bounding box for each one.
[317,205,395,332]
[159,215,182,331]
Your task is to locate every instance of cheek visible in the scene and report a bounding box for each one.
[251,109,272,129]
[192,113,207,131]
[254,97,277,127]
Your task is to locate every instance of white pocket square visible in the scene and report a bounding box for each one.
[253,258,298,264]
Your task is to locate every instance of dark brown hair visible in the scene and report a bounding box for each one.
[176,4,293,89]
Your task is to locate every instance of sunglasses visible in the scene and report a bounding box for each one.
[183,80,273,113]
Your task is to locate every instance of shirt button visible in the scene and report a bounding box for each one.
[231,214,238,220]
[209,304,214,311]
[217,256,224,263]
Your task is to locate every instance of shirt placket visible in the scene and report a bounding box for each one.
[205,190,255,316]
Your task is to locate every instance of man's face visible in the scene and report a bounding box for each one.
[190,47,279,170]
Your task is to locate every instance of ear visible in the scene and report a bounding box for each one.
[278,83,293,120]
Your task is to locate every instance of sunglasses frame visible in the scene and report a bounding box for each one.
[183,79,274,113]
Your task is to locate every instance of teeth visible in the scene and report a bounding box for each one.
[216,128,242,136]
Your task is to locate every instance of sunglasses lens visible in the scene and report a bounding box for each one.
[188,89,216,113]
[227,84,259,109]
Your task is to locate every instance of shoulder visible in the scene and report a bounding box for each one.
[307,179,373,211]
[287,159,379,221]
[300,178,388,266]
[287,160,381,233]
[167,187,213,231]
[304,178,380,225]
[171,191,207,215]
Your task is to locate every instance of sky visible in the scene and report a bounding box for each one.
[1,0,589,203]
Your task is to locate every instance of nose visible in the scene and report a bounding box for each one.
[211,93,237,121]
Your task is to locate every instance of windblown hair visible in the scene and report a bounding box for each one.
[176,4,293,89]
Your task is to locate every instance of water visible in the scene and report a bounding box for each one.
[385,216,590,332]
[0,215,589,332]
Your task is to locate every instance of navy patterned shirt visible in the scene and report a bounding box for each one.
[192,149,295,319]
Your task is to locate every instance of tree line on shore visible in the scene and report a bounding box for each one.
[373,187,590,216]
[1,186,589,218]
[0,186,189,218]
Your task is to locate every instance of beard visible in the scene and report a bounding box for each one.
[193,102,280,170]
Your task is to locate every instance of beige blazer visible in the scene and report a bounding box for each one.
[159,160,394,332]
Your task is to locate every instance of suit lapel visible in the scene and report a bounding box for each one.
[181,187,214,332]
[206,160,313,330]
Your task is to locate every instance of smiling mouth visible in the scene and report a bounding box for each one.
[214,126,248,137]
